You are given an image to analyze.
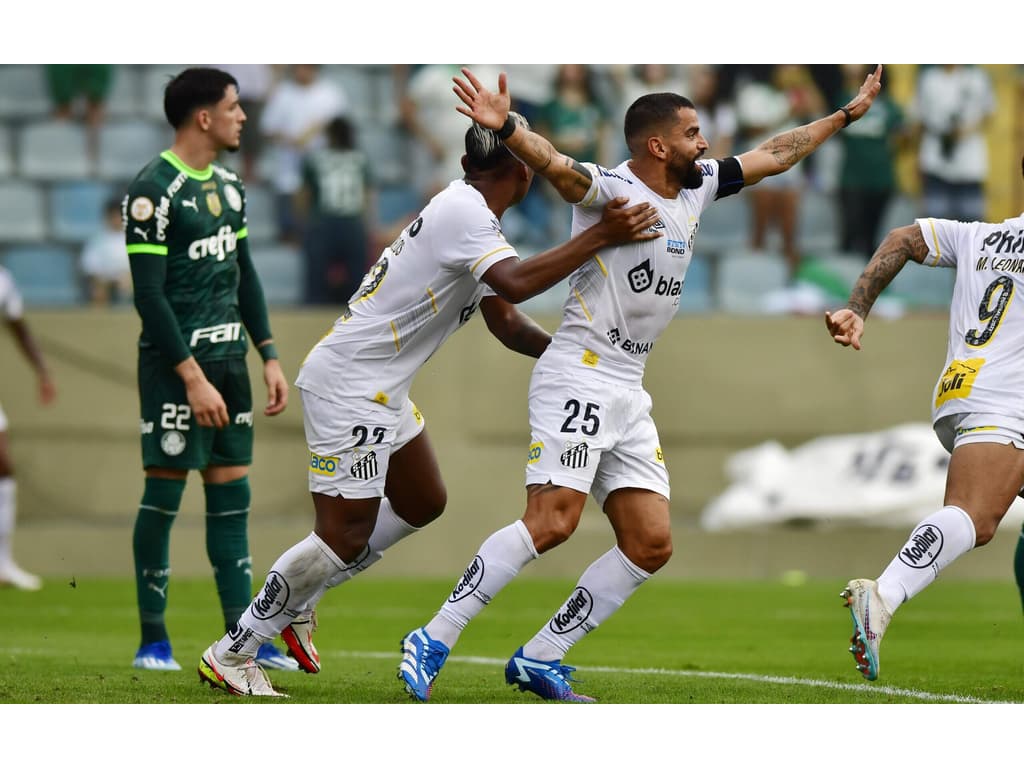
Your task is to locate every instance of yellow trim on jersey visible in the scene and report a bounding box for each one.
[390,321,401,351]
[471,246,514,274]
[926,218,942,266]
[594,255,608,276]
[374,392,389,405]
[573,288,592,321]
[126,244,168,256]
[426,287,438,314]
[581,175,600,207]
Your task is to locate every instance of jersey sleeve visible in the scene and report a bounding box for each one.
[124,179,168,257]
[915,217,961,269]
[442,201,519,281]
[0,267,24,320]
[574,162,630,209]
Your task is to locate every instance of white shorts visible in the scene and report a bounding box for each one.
[300,389,425,499]
[524,369,669,508]
[934,412,1024,453]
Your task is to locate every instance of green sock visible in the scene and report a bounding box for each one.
[204,477,253,632]
[133,476,185,646]
[1015,522,1024,613]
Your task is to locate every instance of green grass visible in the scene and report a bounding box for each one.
[1,575,1022,705]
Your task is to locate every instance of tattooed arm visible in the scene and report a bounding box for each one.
[738,65,882,187]
[452,67,594,203]
[824,224,930,350]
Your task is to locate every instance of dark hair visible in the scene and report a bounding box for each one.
[623,92,695,155]
[326,115,356,150]
[463,112,530,173]
[163,67,238,129]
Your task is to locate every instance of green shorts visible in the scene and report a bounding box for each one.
[138,354,254,470]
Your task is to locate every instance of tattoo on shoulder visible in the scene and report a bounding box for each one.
[903,226,929,264]
[570,160,592,182]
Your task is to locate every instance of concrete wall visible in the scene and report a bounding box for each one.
[3,307,1017,582]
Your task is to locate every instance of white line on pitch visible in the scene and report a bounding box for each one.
[335,650,1018,704]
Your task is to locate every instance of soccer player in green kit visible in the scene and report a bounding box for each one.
[125,67,294,672]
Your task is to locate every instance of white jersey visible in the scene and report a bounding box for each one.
[0,266,23,321]
[922,213,1024,422]
[537,158,736,386]
[295,180,516,407]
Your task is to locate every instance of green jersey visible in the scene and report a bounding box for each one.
[125,150,255,364]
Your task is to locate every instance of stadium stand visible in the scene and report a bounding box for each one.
[0,243,79,305]
[95,119,170,181]
[0,65,50,119]
[18,119,93,180]
[0,125,11,177]
[249,242,303,306]
[49,180,116,243]
[0,179,48,242]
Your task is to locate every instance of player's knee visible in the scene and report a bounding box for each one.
[973,518,997,546]
[622,536,672,574]
[532,515,580,552]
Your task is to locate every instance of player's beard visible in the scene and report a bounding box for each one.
[668,150,704,189]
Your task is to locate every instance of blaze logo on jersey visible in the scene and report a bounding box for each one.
[309,452,339,476]
[935,358,984,407]
[627,260,654,292]
[188,225,238,261]
[190,322,241,347]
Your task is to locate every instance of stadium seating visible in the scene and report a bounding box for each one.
[0,244,80,305]
[240,183,277,242]
[677,254,714,313]
[250,243,303,306]
[696,193,750,256]
[104,65,142,118]
[139,65,187,121]
[0,65,51,119]
[50,180,117,243]
[796,188,839,252]
[17,119,93,180]
[96,119,170,181]
[714,247,789,314]
[0,179,48,242]
[0,125,11,176]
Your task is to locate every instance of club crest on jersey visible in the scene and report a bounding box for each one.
[130,196,154,221]
[205,191,222,217]
[160,430,186,456]
[223,184,242,212]
[350,449,379,480]
[560,441,589,469]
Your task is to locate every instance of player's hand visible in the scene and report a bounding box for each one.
[598,197,662,244]
[262,358,288,417]
[452,68,510,131]
[186,377,230,428]
[825,308,865,350]
[843,64,883,123]
[37,372,55,405]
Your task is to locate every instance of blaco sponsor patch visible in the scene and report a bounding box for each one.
[527,442,543,464]
[309,452,339,476]
[935,358,984,407]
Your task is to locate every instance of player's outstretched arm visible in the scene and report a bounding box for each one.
[453,67,593,204]
[481,196,661,304]
[825,223,929,350]
[739,65,882,186]
[479,296,551,359]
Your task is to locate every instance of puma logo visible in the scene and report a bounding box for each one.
[147,582,167,598]
[181,197,198,211]
[133,227,149,241]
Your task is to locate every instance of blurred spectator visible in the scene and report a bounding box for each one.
[911,64,994,221]
[836,64,907,259]
[260,64,348,244]
[81,196,131,306]
[46,64,113,128]
[689,64,736,158]
[735,64,825,280]
[296,116,373,307]
[533,64,611,244]
[216,64,283,181]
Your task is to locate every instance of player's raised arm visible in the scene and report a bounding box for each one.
[453,68,593,204]
[825,223,929,350]
[739,65,883,187]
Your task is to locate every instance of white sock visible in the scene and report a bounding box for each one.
[426,520,538,648]
[523,546,650,661]
[301,497,419,611]
[0,477,15,567]
[877,505,976,612]
[216,532,346,661]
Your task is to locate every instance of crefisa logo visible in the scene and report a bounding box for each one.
[548,587,593,635]
[898,523,944,569]
[448,556,485,603]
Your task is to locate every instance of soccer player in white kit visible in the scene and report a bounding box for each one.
[0,266,56,590]
[827,155,1024,681]
[397,66,883,702]
[196,115,661,696]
